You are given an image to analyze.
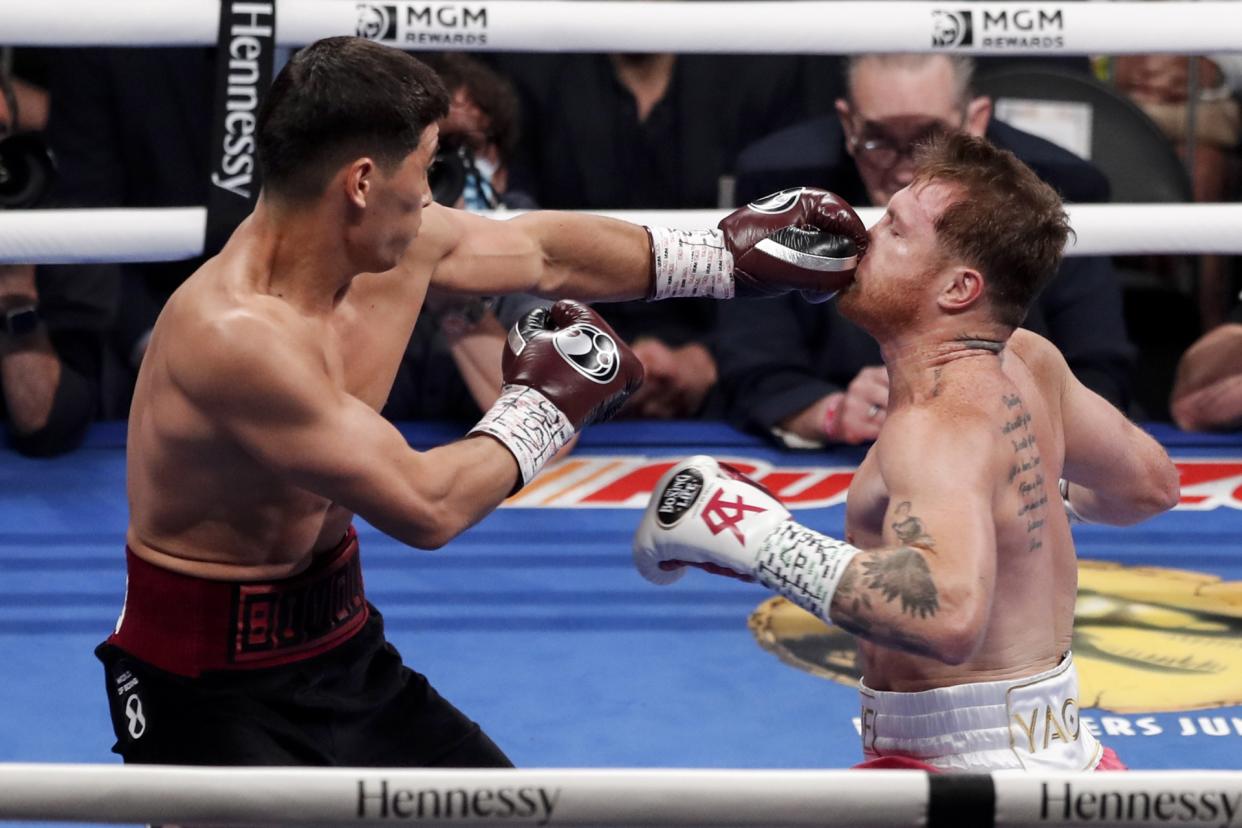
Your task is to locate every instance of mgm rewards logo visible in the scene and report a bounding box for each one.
[751,560,1242,713]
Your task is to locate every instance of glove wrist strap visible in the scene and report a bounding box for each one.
[754,520,862,620]
[469,385,574,490]
[646,226,735,300]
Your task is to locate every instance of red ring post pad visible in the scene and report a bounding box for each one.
[108,527,368,677]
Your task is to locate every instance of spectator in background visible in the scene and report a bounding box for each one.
[3,47,49,132]
[1170,298,1242,432]
[42,48,215,414]
[1112,54,1240,330]
[497,52,810,419]
[383,53,545,423]
[720,53,1134,446]
[0,63,114,455]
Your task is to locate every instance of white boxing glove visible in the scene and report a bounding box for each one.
[633,456,863,620]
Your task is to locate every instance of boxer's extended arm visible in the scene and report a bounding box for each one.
[424,188,868,302]
[179,314,518,550]
[1046,337,1181,525]
[426,206,652,301]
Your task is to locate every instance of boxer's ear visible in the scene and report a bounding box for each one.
[937,266,985,312]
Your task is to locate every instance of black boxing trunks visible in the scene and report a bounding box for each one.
[95,528,511,767]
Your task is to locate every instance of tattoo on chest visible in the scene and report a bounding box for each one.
[1003,392,1047,551]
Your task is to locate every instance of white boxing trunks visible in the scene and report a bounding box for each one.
[858,652,1103,772]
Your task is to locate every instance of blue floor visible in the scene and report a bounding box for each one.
[2,421,1241,823]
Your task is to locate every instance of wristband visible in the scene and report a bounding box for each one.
[1060,478,1088,526]
[754,520,861,621]
[820,392,845,441]
[469,385,574,489]
[645,226,734,300]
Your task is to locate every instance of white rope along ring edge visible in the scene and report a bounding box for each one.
[1,764,1242,826]
[1,204,1240,266]
[6,1,1242,54]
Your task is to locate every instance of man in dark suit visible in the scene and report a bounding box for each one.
[43,48,215,414]
[719,54,1135,446]
[498,52,810,419]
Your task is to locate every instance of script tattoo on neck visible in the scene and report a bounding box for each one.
[1003,392,1047,551]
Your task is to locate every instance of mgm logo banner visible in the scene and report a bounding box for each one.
[357,2,489,46]
[751,560,1242,713]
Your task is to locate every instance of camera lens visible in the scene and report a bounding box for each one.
[429,147,467,207]
[0,133,56,209]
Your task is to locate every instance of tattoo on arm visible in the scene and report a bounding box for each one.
[830,546,943,657]
[830,501,946,656]
[890,501,935,548]
[863,547,940,618]
[834,545,940,620]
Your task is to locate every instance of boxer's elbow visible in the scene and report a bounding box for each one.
[927,615,987,666]
[1142,455,1181,517]
[385,492,466,550]
[926,588,989,666]
[407,522,455,551]
[1113,450,1180,525]
[403,505,468,550]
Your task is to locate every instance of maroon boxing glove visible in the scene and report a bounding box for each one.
[646,188,868,303]
[721,188,869,301]
[471,300,644,487]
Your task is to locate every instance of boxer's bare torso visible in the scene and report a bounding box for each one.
[125,222,432,580]
[124,123,653,583]
[843,330,1076,691]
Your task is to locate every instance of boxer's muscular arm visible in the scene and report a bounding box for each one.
[177,313,518,550]
[1032,334,1181,525]
[829,410,997,664]
[423,190,867,302]
[424,205,652,301]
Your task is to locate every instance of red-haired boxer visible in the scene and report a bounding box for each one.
[98,36,868,768]
[635,133,1178,773]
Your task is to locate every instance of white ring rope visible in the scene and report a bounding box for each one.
[6,1,1242,54]
[1,764,1241,826]
[2,204,1240,266]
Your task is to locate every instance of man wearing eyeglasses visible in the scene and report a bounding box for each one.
[719,54,1134,448]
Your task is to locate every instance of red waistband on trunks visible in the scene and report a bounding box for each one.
[108,526,369,678]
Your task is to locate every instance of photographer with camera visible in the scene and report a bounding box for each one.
[0,61,113,456]
[383,54,552,424]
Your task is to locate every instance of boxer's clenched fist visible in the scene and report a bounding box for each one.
[471,301,643,488]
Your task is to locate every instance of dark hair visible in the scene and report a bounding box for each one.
[913,132,1071,328]
[421,53,520,156]
[257,37,450,201]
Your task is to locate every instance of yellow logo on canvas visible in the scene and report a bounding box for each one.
[750,560,1242,713]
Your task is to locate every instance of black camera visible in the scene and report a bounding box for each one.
[428,139,498,210]
[0,132,56,209]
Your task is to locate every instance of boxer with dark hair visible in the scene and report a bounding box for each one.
[635,133,1180,773]
[97,36,868,769]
